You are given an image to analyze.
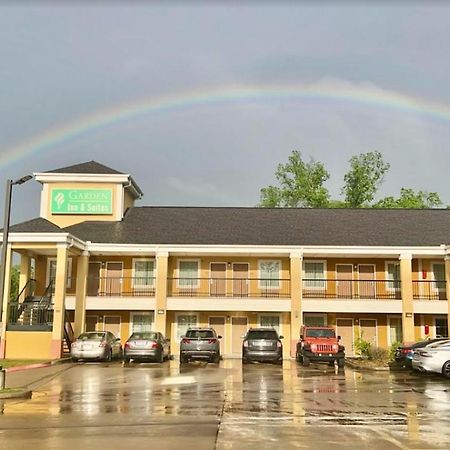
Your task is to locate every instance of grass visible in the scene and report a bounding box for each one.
[0,359,48,369]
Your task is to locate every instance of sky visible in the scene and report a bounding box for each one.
[2,2,450,223]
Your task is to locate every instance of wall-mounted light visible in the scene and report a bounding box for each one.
[99,316,103,322]
[157,309,165,315]
[227,262,232,268]
[405,312,413,318]
[226,316,230,321]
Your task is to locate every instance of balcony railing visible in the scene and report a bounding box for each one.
[85,277,156,297]
[413,280,447,300]
[302,279,402,300]
[167,278,291,298]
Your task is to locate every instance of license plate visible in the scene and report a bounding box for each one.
[135,341,146,346]
[81,344,92,351]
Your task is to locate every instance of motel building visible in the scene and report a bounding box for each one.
[1,160,450,360]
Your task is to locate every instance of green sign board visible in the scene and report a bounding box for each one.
[51,188,113,215]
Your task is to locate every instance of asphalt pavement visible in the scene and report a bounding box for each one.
[1,359,450,449]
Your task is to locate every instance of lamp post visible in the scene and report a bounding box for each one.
[0,175,32,323]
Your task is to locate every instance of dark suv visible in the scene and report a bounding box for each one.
[242,328,283,365]
[179,328,221,363]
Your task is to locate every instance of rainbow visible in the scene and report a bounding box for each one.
[2,82,450,169]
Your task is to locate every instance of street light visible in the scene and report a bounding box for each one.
[0,175,33,323]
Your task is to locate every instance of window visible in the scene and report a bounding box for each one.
[386,262,401,290]
[259,260,280,289]
[436,318,448,338]
[131,313,154,333]
[304,314,327,326]
[186,329,215,339]
[47,257,73,289]
[176,314,198,340]
[432,263,446,292]
[260,315,281,334]
[303,261,325,289]
[178,261,199,288]
[389,317,403,344]
[132,259,155,289]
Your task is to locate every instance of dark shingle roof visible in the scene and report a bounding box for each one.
[8,218,63,233]
[44,161,124,175]
[62,207,450,247]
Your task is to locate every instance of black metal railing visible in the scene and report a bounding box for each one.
[86,277,156,296]
[7,301,54,330]
[302,279,402,300]
[167,278,291,298]
[413,280,447,300]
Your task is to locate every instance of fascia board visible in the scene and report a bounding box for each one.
[34,173,130,184]
[1,232,86,249]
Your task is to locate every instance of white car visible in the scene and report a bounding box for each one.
[412,339,450,378]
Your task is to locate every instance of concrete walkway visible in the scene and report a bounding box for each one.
[4,363,73,390]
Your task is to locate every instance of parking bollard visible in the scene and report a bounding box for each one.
[0,366,5,390]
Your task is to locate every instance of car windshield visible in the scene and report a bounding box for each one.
[247,330,278,340]
[130,332,158,340]
[305,329,335,338]
[78,332,105,341]
[186,330,215,339]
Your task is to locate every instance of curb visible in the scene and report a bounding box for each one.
[5,357,72,373]
[0,389,32,400]
[345,359,390,372]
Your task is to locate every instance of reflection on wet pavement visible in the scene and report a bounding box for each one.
[1,360,450,449]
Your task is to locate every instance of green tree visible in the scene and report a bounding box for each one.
[374,188,442,209]
[9,265,20,301]
[342,151,390,207]
[259,150,330,207]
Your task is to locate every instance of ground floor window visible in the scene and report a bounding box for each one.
[176,314,198,340]
[389,317,403,344]
[131,313,154,334]
[436,318,448,338]
[304,314,326,326]
[260,315,281,334]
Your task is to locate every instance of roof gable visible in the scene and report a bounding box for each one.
[44,161,124,175]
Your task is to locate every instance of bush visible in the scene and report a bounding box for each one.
[389,341,402,361]
[368,346,389,362]
[354,337,371,358]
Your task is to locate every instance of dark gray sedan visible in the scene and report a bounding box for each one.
[180,328,221,363]
[123,332,170,363]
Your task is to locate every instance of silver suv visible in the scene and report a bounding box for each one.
[180,328,221,363]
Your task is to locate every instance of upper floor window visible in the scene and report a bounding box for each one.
[303,261,325,289]
[432,263,445,292]
[178,260,199,288]
[386,262,400,290]
[259,260,280,289]
[47,257,73,289]
[132,259,155,289]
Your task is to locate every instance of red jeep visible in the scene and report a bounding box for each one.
[296,325,345,368]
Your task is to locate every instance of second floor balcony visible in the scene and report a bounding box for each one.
[58,276,447,301]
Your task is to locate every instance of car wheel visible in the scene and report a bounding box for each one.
[72,357,78,363]
[242,358,248,365]
[338,358,345,368]
[180,354,186,364]
[158,350,164,364]
[276,358,283,366]
[442,360,450,378]
[295,353,301,363]
[105,349,112,362]
[212,353,220,364]
[302,356,310,367]
[123,356,130,363]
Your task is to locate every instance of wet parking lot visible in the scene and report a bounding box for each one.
[1,360,450,449]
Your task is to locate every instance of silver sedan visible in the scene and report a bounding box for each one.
[412,339,450,377]
[70,331,123,362]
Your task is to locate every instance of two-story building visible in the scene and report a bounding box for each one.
[1,161,449,360]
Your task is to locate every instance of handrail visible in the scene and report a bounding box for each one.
[64,310,74,350]
[12,278,36,303]
[39,279,54,307]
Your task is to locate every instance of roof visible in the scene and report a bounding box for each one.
[7,218,62,233]
[60,207,450,247]
[44,161,124,175]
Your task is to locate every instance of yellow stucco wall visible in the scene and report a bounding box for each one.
[5,331,53,359]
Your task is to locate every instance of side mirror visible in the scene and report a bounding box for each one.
[241,335,246,339]
[337,335,341,340]
[300,335,303,340]
[180,335,185,339]
[218,335,222,339]
[279,335,284,339]
[116,337,121,342]
[166,338,170,343]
